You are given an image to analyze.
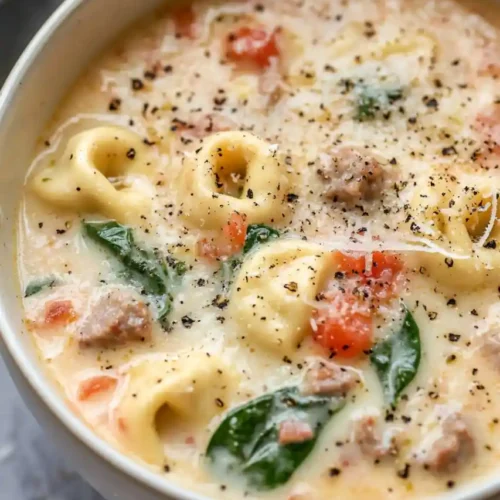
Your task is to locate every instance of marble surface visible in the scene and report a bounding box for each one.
[0,1,104,499]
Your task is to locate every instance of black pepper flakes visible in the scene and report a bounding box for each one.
[397,463,411,479]
[108,98,121,111]
[126,148,136,159]
[131,78,145,91]
[442,146,457,156]
[212,294,229,309]
[448,333,461,342]
[181,315,195,328]
[329,467,341,477]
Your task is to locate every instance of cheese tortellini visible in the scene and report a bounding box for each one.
[32,126,153,222]
[409,167,500,288]
[115,353,236,466]
[180,131,288,230]
[229,240,332,354]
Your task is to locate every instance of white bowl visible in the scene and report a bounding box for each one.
[0,1,499,499]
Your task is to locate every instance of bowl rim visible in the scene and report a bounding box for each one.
[1,1,500,500]
[0,1,207,499]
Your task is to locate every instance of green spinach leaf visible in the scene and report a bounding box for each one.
[243,224,280,254]
[24,276,59,298]
[355,84,404,122]
[370,306,421,406]
[83,220,185,326]
[206,386,345,490]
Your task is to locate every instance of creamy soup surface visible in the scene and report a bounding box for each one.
[17,0,500,498]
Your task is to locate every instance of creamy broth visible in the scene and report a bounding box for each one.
[17,0,500,498]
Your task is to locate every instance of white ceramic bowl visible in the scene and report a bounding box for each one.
[0,1,499,499]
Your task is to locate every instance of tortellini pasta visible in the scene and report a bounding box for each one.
[32,126,153,222]
[409,167,500,288]
[114,353,236,466]
[180,131,288,230]
[229,240,332,354]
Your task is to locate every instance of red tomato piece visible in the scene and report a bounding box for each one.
[173,6,196,39]
[226,27,280,69]
[223,212,248,252]
[44,300,77,326]
[334,251,402,279]
[278,420,314,445]
[77,375,118,402]
[312,293,373,358]
[198,212,248,260]
[370,252,403,279]
[335,251,366,276]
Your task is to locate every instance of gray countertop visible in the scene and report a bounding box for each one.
[0,1,104,498]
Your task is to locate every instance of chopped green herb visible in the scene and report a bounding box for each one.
[354,84,404,122]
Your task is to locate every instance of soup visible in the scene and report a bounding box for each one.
[17,0,500,498]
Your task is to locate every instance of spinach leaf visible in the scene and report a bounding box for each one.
[243,224,280,254]
[206,386,345,490]
[83,220,185,326]
[370,306,421,406]
[24,276,59,297]
[355,84,404,122]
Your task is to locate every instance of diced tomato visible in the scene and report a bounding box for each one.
[312,292,373,358]
[197,212,248,260]
[44,300,77,326]
[333,251,403,300]
[334,251,402,279]
[370,252,403,279]
[278,420,314,445]
[172,6,197,39]
[336,252,366,276]
[226,27,280,69]
[77,375,118,401]
[223,212,248,252]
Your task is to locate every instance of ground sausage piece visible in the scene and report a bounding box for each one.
[421,413,474,473]
[301,359,358,396]
[318,148,386,204]
[352,415,399,459]
[79,288,152,348]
